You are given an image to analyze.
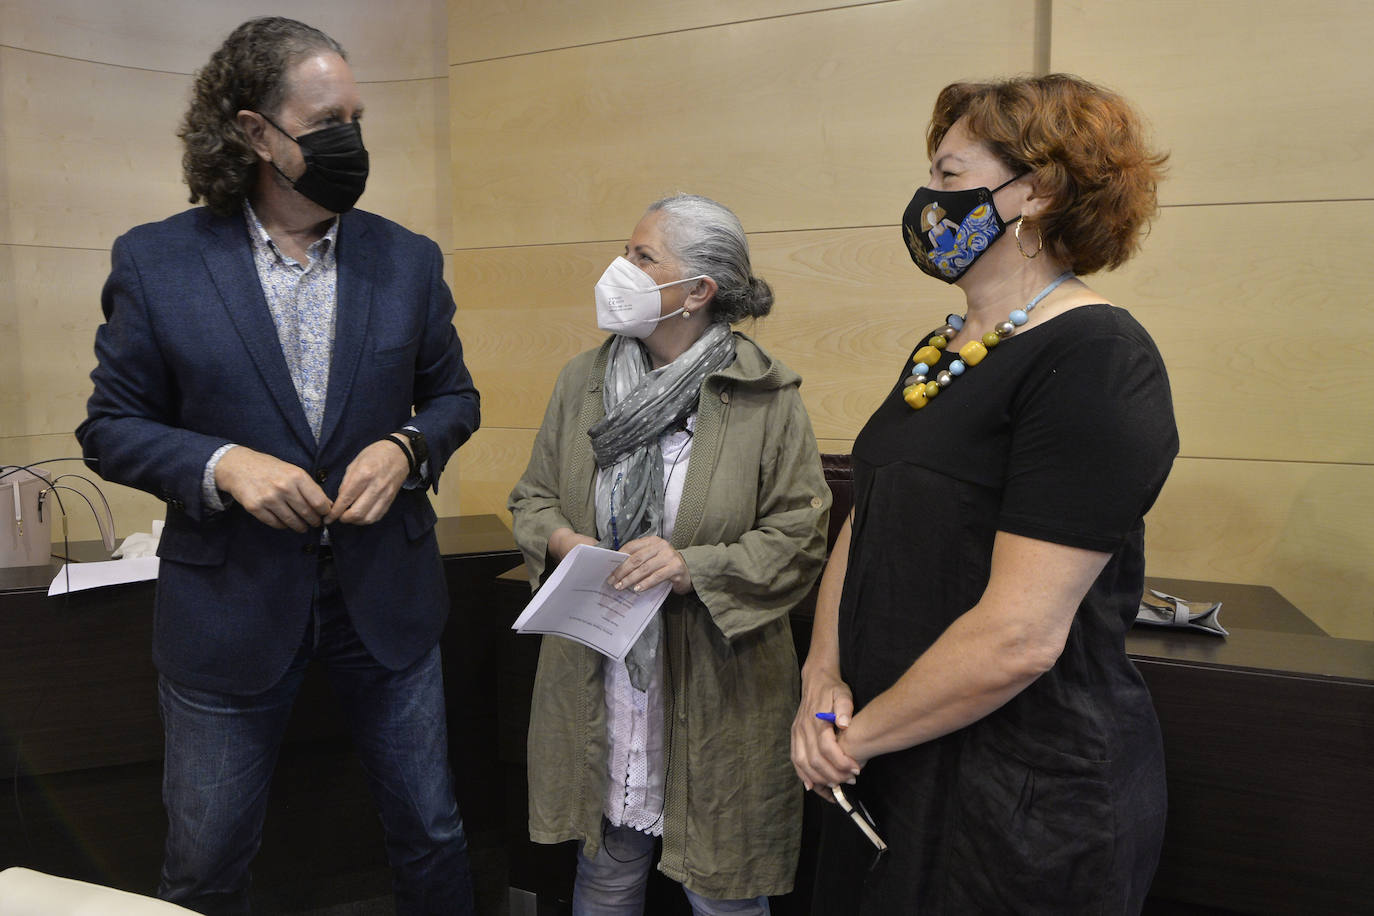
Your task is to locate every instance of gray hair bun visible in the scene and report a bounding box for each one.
[647,194,773,324]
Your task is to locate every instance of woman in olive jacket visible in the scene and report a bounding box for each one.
[509,194,830,912]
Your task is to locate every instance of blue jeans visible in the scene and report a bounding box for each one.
[572,820,769,916]
[155,555,474,916]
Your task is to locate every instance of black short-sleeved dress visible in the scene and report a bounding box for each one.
[813,305,1179,915]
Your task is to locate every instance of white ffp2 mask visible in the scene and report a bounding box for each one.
[594,256,708,338]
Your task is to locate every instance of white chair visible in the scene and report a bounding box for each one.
[0,868,195,915]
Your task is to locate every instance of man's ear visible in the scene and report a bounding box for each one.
[236,110,272,161]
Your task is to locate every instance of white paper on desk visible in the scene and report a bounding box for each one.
[48,557,160,596]
[512,543,670,660]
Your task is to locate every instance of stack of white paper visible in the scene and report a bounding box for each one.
[512,544,671,659]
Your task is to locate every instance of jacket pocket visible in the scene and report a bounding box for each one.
[401,493,438,541]
[156,521,229,567]
[944,718,1114,913]
[373,332,419,368]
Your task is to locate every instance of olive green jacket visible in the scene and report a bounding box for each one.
[508,333,830,899]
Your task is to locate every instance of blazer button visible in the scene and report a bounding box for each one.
[314,468,328,482]
[303,543,316,554]
[719,390,731,404]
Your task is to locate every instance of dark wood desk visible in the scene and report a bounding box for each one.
[1125,578,1374,915]
[0,515,521,914]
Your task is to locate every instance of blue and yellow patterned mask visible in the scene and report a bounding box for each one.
[901,175,1022,283]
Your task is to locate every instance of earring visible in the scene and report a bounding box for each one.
[1015,219,1043,259]
[682,309,692,320]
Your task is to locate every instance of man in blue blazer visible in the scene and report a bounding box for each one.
[77,17,478,915]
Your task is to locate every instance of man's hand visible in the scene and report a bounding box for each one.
[324,439,410,526]
[214,447,332,532]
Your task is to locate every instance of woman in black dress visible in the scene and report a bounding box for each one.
[791,74,1178,913]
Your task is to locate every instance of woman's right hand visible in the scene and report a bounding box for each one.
[791,664,862,801]
[548,527,598,563]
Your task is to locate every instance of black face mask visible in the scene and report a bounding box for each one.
[901,174,1022,283]
[259,113,369,214]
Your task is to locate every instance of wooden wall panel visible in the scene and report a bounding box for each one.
[0,0,448,80]
[1144,457,1374,641]
[449,0,1035,249]
[0,47,189,250]
[0,246,110,436]
[360,77,453,248]
[457,427,538,520]
[1052,0,1374,205]
[450,0,888,63]
[1086,201,1374,465]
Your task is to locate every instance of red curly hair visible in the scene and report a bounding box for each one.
[927,74,1168,275]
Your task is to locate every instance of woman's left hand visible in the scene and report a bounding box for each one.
[610,536,693,595]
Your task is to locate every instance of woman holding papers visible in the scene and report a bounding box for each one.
[790,75,1177,913]
[510,193,830,914]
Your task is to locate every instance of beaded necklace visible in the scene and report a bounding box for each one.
[902,271,1075,410]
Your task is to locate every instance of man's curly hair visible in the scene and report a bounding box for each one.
[178,17,345,215]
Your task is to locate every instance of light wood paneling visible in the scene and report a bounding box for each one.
[449,0,890,64]
[0,0,448,80]
[360,77,453,248]
[449,226,962,436]
[449,0,1035,248]
[1052,0,1374,205]
[0,47,189,250]
[456,426,537,523]
[1087,200,1374,465]
[1145,457,1374,641]
[0,245,110,437]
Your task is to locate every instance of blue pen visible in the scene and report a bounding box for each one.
[815,712,838,723]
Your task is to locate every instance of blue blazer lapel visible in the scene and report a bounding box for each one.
[319,213,374,451]
[198,211,316,451]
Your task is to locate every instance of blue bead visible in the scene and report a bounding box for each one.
[912,362,930,376]
[949,360,966,375]
[1009,309,1029,326]
[946,313,965,330]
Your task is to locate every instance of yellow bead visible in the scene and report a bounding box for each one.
[903,384,928,409]
[925,381,940,398]
[913,345,942,368]
[927,334,948,350]
[982,331,1001,348]
[959,340,988,366]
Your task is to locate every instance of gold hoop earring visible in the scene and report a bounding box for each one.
[1015,219,1043,259]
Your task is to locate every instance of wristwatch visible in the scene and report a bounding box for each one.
[396,427,429,475]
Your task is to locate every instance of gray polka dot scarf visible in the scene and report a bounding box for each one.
[589,321,736,688]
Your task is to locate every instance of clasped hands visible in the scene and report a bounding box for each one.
[214,438,411,531]
[791,667,865,802]
[548,528,693,595]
